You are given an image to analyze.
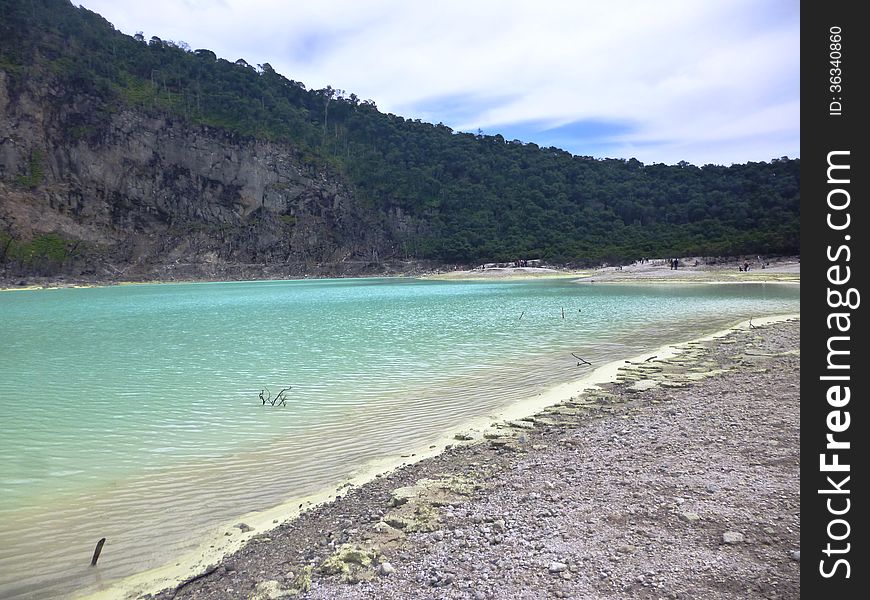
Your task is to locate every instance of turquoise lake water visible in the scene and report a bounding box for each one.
[0,277,799,598]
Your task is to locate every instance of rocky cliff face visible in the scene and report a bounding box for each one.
[0,71,395,281]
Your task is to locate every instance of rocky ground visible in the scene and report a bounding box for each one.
[148,318,800,600]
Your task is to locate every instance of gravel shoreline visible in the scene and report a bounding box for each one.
[140,317,799,600]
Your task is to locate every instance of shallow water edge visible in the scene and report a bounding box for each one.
[78,311,799,600]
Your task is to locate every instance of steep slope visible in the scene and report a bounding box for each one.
[0,0,800,281]
[0,70,390,279]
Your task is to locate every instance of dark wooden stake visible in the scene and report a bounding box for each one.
[561,307,565,319]
[90,538,106,567]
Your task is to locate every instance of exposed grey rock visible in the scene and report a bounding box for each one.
[722,531,744,545]
[548,562,568,573]
[0,73,391,281]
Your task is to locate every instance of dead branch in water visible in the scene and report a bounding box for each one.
[571,352,591,367]
[260,387,292,406]
[90,538,105,567]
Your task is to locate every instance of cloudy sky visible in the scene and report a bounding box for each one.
[76,0,799,166]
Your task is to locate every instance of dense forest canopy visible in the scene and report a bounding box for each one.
[0,0,799,267]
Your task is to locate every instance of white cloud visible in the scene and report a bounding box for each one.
[77,0,799,165]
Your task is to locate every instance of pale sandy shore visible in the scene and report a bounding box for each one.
[77,313,800,600]
[425,256,799,285]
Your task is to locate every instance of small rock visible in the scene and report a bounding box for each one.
[548,561,568,573]
[493,519,506,532]
[372,521,396,534]
[251,580,286,600]
[722,531,744,545]
[679,511,701,523]
[379,561,395,575]
[629,379,659,391]
[235,523,253,533]
[790,550,800,561]
[617,544,637,554]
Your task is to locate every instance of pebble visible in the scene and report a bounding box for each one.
[679,511,701,523]
[379,561,395,575]
[548,561,568,573]
[790,550,800,561]
[722,531,745,544]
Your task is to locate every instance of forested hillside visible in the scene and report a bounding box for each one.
[0,0,799,278]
